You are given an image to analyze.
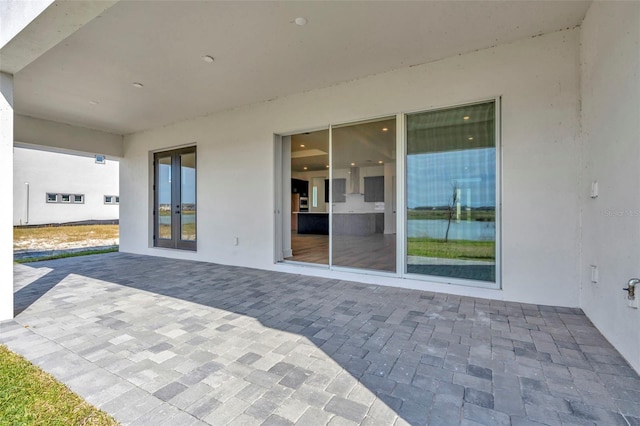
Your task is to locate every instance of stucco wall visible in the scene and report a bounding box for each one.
[580,1,640,372]
[1,73,14,321]
[121,29,581,307]
[0,0,52,48]
[13,147,119,226]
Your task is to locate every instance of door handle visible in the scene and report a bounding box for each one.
[624,278,639,299]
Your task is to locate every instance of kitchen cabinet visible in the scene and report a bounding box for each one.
[364,176,384,202]
[332,178,346,203]
[324,179,329,203]
[291,178,308,197]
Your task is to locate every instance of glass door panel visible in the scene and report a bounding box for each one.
[286,130,330,265]
[331,118,396,272]
[406,101,496,282]
[156,155,172,244]
[180,152,197,242]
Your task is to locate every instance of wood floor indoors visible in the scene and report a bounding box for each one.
[287,232,396,272]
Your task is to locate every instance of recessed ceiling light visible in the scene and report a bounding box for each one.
[463,116,470,120]
[382,127,388,132]
[350,162,356,166]
[132,82,144,88]
[326,165,329,168]
[89,100,99,105]
[303,166,308,170]
[201,55,214,63]
[468,136,474,141]
[300,144,305,148]
[294,17,307,26]
[378,160,384,164]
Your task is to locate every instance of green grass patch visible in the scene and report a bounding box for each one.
[407,209,495,222]
[408,237,495,261]
[14,247,119,264]
[0,344,118,425]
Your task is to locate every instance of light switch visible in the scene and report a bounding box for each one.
[590,265,598,283]
[590,181,598,198]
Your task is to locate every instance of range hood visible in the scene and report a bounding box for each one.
[349,167,360,194]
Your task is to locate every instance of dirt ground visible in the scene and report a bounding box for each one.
[13,224,119,252]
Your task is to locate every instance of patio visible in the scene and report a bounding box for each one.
[2,253,640,425]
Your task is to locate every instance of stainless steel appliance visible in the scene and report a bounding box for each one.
[299,196,309,211]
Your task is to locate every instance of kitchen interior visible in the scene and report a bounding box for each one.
[286,117,397,272]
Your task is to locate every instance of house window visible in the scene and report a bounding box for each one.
[47,193,85,203]
[104,195,119,204]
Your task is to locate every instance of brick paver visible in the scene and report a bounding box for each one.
[3,253,640,425]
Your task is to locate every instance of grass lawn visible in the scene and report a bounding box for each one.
[408,237,495,261]
[14,247,119,264]
[0,345,118,425]
[13,225,119,252]
[407,209,495,222]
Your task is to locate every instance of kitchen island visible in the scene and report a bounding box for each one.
[297,212,329,235]
[333,212,384,236]
[297,212,384,236]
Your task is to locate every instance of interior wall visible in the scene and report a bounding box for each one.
[580,1,640,373]
[120,29,581,307]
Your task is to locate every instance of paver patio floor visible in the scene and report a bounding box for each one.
[3,253,640,425]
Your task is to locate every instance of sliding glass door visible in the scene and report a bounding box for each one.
[286,130,330,265]
[331,118,396,272]
[154,147,197,251]
[406,101,497,283]
[279,100,499,287]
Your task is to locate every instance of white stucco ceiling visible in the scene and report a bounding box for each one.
[10,0,591,135]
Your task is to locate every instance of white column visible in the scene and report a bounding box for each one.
[0,72,13,321]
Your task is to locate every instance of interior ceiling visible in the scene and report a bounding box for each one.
[291,118,396,172]
[12,1,591,135]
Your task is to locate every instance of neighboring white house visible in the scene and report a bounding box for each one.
[1,1,639,373]
[13,147,119,226]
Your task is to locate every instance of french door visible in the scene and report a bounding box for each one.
[154,147,197,251]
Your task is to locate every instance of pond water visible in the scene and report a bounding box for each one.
[408,219,495,241]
